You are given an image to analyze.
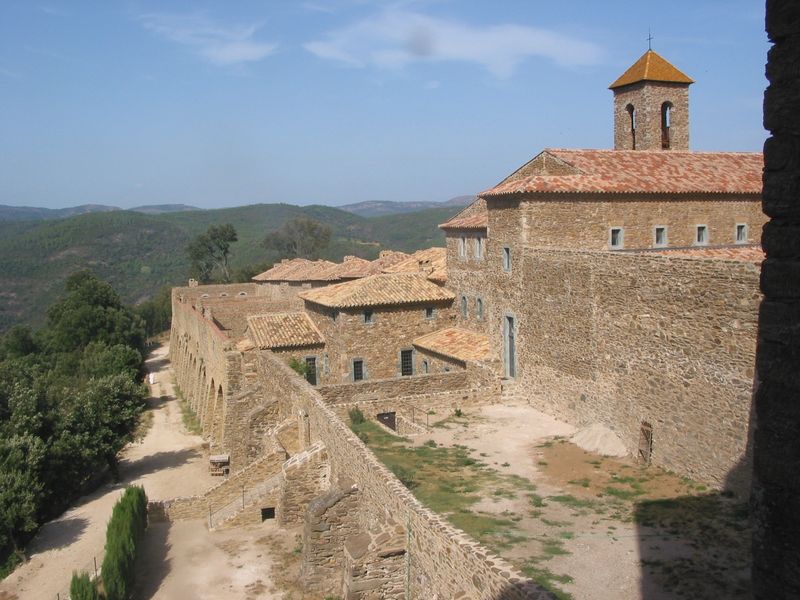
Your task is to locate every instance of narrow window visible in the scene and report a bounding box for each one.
[475,236,483,259]
[400,350,414,376]
[422,359,429,374]
[638,421,653,465]
[305,357,317,386]
[609,227,624,250]
[331,310,338,323]
[460,295,468,318]
[363,309,373,324]
[661,102,673,150]
[352,359,364,382]
[695,225,709,245]
[654,226,667,248]
[459,236,466,258]
[476,297,484,320]
[502,247,512,272]
[504,316,516,378]
[736,224,748,243]
[626,104,637,150]
[425,306,435,319]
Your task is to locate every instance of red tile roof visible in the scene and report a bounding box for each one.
[298,272,454,309]
[252,258,338,282]
[246,313,324,349]
[413,327,491,363]
[482,149,763,197]
[609,50,694,89]
[439,198,488,230]
[382,247,448,283]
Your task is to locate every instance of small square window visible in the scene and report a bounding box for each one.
[502,247,512,272]
[353,359,364,381]
[475,237,484,259]
[654,226,667,247]
[736,224,748,243]
[363,310,373,324]
[610,227,624,249]
[695,225,709,245]
[425,307,435,319]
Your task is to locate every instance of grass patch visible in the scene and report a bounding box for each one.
[530,494,547,507]
[173,383,202,435]
[604,486,645,501]
[548,494,598,510]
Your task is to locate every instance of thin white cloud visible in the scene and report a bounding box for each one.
[304,10,603,78]
[139,13,277,66]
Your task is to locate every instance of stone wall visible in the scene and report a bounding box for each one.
[488,246,760,491]
[752,2,800,596]
[257,351,550,599]
[305,300,456,383]
[612,81,690,151]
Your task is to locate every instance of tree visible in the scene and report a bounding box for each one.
[187,224,238,283]
[262,218,331,259]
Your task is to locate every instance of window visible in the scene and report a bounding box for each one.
[476,297,484,320]
[626,103,637,150]
[460,295,468,318]
[425,306,435,320]
[331,310,339,323]
[363,309,373,324]
[459,236,467,258]
[475,236,484,259]
[654,226,668,248]
[503,316,516,378]
[609,227,624,250]
[352,359,364,382]
[305,357,317,386]
[400,350,414,376]
[502,247,512,272]
[736,224,748,243]
[695,225,709,245]
[661,102,673,150]
[422,359,429,374]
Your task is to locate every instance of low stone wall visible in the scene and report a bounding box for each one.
[318,371,472,403]
[148,495,208,523]
[259,351,550,599]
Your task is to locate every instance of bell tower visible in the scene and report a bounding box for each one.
[610,50,693,151]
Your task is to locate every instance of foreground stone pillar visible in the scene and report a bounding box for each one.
[752,2,800,597]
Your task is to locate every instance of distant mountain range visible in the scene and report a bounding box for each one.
[0,196,473,222]
[0,203,199,222]
[0,201,464,333]
[337,195,474,217]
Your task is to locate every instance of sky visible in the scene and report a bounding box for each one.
[0,0,768,209]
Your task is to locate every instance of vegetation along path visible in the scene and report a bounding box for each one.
[0,343,215,600]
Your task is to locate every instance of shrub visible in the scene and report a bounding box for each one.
[288,358,309,377]
[423,439,437,448]
[390,464,416,489]
[101,486,148,600]
[70,572,101,600]
[348,407,365,425]
[454,408,463,417]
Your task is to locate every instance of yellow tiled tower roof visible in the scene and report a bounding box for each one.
[609,50,694,89]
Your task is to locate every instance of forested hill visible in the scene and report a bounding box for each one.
[0,202,460,333]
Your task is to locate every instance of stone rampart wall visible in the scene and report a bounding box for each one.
[257,351,549,599]
[505,247,760,491]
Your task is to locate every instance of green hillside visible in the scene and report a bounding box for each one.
[0,203,459,333]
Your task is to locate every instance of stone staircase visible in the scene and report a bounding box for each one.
[500,379,526,404]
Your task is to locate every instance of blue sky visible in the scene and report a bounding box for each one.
[0,1,768,209]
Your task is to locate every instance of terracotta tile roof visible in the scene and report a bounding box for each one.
[246,313,324,349]
[482,149,763,197]
[645,245,764,263]
[382,247,448,283]
[609,50,694,89]
[439,198,488,230]
[413,327,491,363]
[252,258,338,282]
[318,251,412,280]
[298,272,454,309]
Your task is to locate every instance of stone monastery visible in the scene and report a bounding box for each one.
[165,51,764,598]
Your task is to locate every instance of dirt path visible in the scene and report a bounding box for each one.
[0,344,215,600]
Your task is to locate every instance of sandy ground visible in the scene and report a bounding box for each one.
[421,403,749,600]
[133,521,300,600]
[0,344,215,600]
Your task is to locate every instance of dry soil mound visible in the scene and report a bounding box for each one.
[570,423,628,457]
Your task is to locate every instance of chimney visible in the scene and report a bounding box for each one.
[188,278,198,288]
[379,250,394,259]
[343,255,357,262]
